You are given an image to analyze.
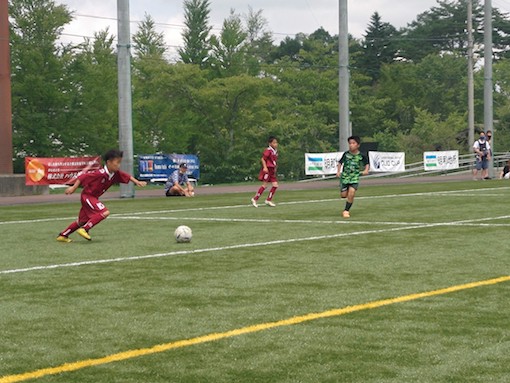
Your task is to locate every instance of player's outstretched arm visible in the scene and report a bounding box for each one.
[65,179,81,195]
[130,176,147,187]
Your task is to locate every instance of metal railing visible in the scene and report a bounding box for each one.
[300,152,510,182]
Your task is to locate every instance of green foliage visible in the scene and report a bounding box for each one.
[178,0,212,67]
[400,108,465,159]
[66,29,119,155]
[132,13,167,59]
[10,0,510,180]
[492,60,510,152]
[209,10,248,77]
[359,12,398,82]
[9,0,73,160]
[242,6,273,75]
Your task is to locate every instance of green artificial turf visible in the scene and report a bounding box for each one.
[0,181,509,383]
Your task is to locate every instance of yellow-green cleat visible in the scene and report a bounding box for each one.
[56,236,72,243]
[76,228,92,241]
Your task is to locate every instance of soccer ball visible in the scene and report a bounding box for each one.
[175,225,192,243]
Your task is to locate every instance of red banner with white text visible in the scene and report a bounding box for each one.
[25,157,101,186]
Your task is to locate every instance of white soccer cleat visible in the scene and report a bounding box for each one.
[265,200,276,207]
[251,198,258,208]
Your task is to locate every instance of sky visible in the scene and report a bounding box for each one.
[56,0,446,59]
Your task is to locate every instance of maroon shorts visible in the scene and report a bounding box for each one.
[79,194,108,223]
[258,168,277,183]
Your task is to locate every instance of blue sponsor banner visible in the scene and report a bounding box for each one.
[138,154,200,180]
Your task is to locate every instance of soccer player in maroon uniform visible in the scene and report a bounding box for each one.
[251,136,279,207]
[56,150,147,243]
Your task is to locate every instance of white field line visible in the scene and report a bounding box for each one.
[112,216,510,227]
[2,214,510,276]
[433,193,506,197]
[0,186,508,226]
[113,186,510,218]
[0,217,76,225]
[111,216,427,226]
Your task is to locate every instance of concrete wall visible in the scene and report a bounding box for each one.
[0,175,49,197]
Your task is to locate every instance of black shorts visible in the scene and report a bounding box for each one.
[340,182,359,193]
[165,189,185,197]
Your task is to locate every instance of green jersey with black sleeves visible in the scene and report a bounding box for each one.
[339,151,369,185]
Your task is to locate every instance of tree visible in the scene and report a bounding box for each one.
[243,6,273,74]
[359,12,398,82]
[178,0,211,67]
[377,54,470,128]
[272,35,303,62]
[397,0,510,62]
[397,0,480,61]
[492,60,510,151]
[66,29,119,155]
[399,108,465,158]
[209,9,248,77]
[9,0,73,164]
[133,13,166,59]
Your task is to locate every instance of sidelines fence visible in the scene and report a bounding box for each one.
[395,152,508,179]
[300,152,510,182]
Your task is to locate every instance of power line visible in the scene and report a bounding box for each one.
[73,12,301,37]
[74,13,216,30]
[60,32,182,50]
[304,0,321,28]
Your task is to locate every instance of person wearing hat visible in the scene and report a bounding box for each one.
[165,163,195,197]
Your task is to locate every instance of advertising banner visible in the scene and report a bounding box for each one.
[369,151,405,173]
[423,150,459,171]
[25,157,101,186]
[138,154,200,180]
[305,152,343,175]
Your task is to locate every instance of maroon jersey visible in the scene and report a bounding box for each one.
[262,147,278,168]
[78,166,131,198]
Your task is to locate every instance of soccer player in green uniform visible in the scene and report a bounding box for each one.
[336,136,369,218]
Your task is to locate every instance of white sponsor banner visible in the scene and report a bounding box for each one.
[369,151,405,173]
[305,152,343,175]
[423,150,459,171]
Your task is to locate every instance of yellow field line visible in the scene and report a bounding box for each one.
[2,275,509,383]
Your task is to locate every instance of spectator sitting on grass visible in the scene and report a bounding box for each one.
[165,163,195,197]
[500,160,510,179]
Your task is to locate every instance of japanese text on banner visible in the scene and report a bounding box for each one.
[423,151,459,171]
[305,152,343,175]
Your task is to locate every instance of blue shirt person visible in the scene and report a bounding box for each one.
[165,163,195,197]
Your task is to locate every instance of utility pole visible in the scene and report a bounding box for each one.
[339,0,351,152]
[117,0,134,197]
[0,0,13,174]
[484,0,494,178]
[467,0,475,151]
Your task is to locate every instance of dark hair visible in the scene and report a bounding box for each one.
[268,136,278,144]
[103,149,123,162]
[348,135,361,145]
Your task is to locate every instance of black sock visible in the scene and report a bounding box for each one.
[345,202,353,211]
